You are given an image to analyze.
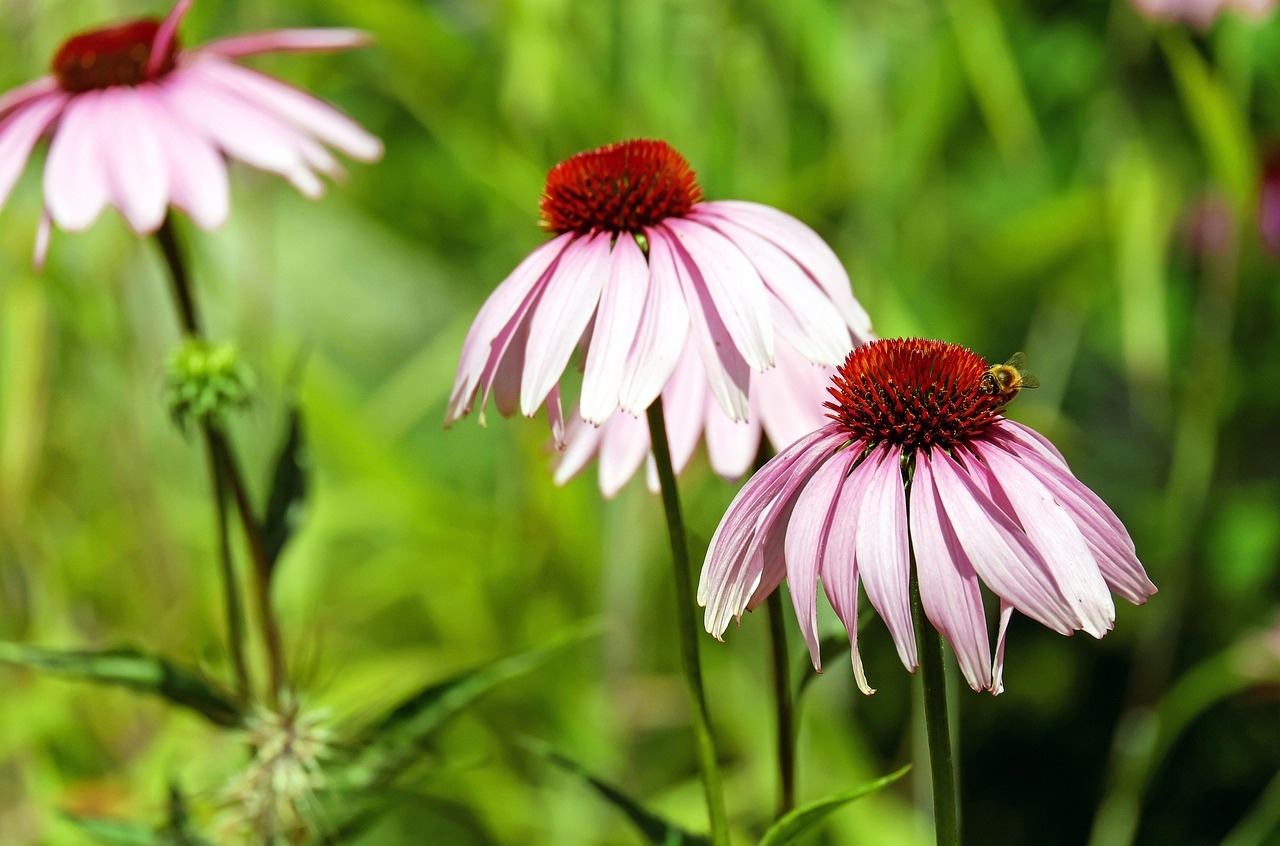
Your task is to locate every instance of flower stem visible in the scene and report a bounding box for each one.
[206,431,250,703]
[911,563,959,846]
[765,590,796,817]
[154,216,287,709]
[646,399,730,846]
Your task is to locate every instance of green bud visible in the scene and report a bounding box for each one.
[165,339,255,433]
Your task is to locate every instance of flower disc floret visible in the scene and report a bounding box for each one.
[53,19,178,92]
[539,139,704,235]
[827,338,1008,451]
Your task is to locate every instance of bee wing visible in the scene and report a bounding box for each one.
[1018,372,1040,389]
[1005,351,1028,369]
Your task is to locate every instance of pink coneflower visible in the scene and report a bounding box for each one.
[0,0,382,262]
[555,337,839,497]
[1130,0,1276,26]
[446,139,872,441]
[699,338,1157,695]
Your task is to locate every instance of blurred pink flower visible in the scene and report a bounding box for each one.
[446,139,872,447]
[1260,152,1280,256]
[0,0,382,263]
[699,338,1156,695]
[1131,0,1276,26]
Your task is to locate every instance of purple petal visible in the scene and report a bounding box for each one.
[929,448,1079,635]
[44,92,110,231]
[991,419,1068,467]
[150,0,193,76]
[521,231,612,415]
[910,452,993,692]
[661,341,708,475]
[600,409,650,498]
[855,445,917,671]
[446,233,574,423]
[188,59,382,162]
[0,77,58,122]
[705,398,761,481]
[581,235,649,423]
[96,88,168,233]
[0,94,67,213]
[969,443,1115,638]
[553,412,601,487]
[650,225,750,421]
[197,29,372,59]
[662,217,774,371]
[992,601,1014,696]
[755,340,836,450]
[696,200,871,338]
[822,441,875,692]
[140,92,229,230]
[618,228,689,414]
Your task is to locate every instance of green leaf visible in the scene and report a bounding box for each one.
[335,625,599,789]
[61,816,157,846]
[758,765,911,846]
[520,738,711,846]
[262,407,308,571]
[0,643,242,727]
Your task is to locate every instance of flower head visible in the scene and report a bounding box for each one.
[1130,0,1276,26]
[699,338,1157,695]
[0,0,382,263]
[447,138,872,457]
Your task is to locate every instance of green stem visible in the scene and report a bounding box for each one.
[206,430,250,703]
[154,216,287,708]
[646,399,730,846]
[912,562,959,846]
[765,590,796,817]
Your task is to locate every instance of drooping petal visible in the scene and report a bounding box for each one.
[141,92,230,230]
[96,87,168,233]
[188,59,383,162]
[197,29,372,59]
[854,445,917,671]
[553,413,602,486]
[149,0,193,76]
[447,232,574,423]
[661,341,708,475]
[755,341,837,450]
[991,601,1015,696]
[520,231,612,415]
[599,409,650,498]
[0,76,58,123]
[784,446,857,668]
[662,217,774,371]
[650,225,750,421]
[33,212,52,269]
[822,441,875,692]
[929,449,1079,635]
[0,94,67,212]
[970,443,1116,638]
[697,200,872,338]
[910,450,993,692]
[704,398,761,481]
[44,92,111,231]
[580,235,649,423]
[991,418,1068,467]
[691,208,855,363]
[618,228,689,414]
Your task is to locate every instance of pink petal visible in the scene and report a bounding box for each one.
[547,385,566,449]
[820,442,875,692]
[929,448,1079,634]
[662,218,774,371]
[188,59,382,162]
[705,397,761,480]
[854,445,917,672]
[97,88,168,233]
[197,29,372,59]
[521,231,612,415]
[910,452,993,692]
[661,341,708,474]
[784,446,857,668]
[0,77,58,122]
[33,212,52,269]
[755,341,836,450]
[580,235,649,424]
[600,410,650,498]
[0,93,67,212]
[160,71,323,197]
[44,92,110,231]
[699,426,843,635]
[140,94,230,230]
[697,200,872,338]
[992,601,1015,696]
[617,228,689,414]
[553,412,602,486]
[651,225,750,421]
[446,233,574,423]
[489,317,530,418]
[971,444,1116,638]
[150,0,193,76]
[690,208,856,363]
[991,419,1068,467]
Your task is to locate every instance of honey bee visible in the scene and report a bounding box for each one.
[981,351,1040,399]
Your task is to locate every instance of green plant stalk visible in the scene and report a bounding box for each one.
[645,399,730,846]
[911,561,959,846]
[206,432,249,703]
[154,217,287,708]
[766,582,796,818]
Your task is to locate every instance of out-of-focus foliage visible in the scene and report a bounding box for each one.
[1,0,1278,844]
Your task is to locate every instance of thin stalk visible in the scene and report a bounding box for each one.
[646,399,730,846]
[765,590,796,817]
[206,430,250,702]
[154,216,287,708]
[911,562,959,846]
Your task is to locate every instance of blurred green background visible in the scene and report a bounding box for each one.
[2,0,1279,844]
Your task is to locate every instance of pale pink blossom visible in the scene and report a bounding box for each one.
[446,139,872,448]
[699,339,1156,695]
[1131,0,1275,26]
[0,0,382,263]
